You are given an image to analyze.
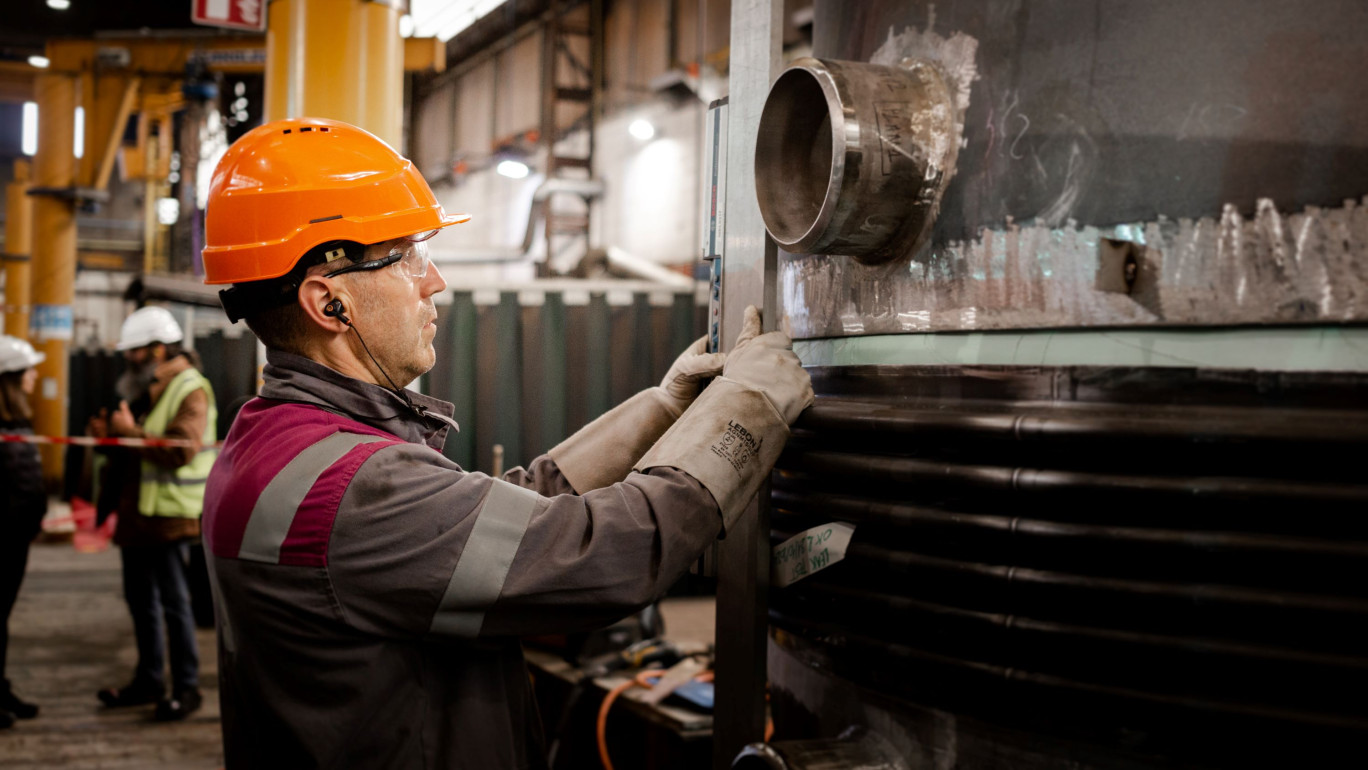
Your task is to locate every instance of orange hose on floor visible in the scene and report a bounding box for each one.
[596,669,716,770]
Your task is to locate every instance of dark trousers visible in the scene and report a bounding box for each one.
[120,542,199,693]
[0,532,33,688]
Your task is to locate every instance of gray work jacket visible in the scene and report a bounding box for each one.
[204,351,721,769]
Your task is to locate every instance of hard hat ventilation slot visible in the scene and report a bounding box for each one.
[282,129,291,134]
[301,127,314,132]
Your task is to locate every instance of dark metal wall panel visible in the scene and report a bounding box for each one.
[768,364,1368,765]
[433,289,702,473]
[434,292,478,469]
[563,301,591,438]
[538,294,568,454]
[519,302,546,466]
[584,293,612,422]
[473,302,501,475]
[490,293,524,471]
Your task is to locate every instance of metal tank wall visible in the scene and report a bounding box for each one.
[750,1,1368,767]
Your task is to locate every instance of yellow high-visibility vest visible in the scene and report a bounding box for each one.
[138,367,218,518]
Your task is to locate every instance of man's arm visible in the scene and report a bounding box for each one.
[325,444,722,640]
[123,388,210,468]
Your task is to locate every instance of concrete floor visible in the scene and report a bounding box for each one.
[0,541,223,769]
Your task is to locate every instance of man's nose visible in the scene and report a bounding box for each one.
[422,263,448,297]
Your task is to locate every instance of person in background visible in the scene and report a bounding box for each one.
[0,335,47,729]
[89,307,217,722]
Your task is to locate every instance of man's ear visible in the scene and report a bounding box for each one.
[299,275,351,333]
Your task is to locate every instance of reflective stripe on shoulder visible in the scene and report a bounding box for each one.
[237,432,391,564]
[429,478,541,638]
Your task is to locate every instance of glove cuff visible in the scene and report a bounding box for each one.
[549,387,680,493]
[634,377,789,534]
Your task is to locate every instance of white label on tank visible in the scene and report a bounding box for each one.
[42,377,58,401]
[771,522,856,588]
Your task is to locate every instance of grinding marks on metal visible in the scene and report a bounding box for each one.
[781,196,1368,338]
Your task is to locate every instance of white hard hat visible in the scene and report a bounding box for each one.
[0,335,45,374]
[117,306,184,351]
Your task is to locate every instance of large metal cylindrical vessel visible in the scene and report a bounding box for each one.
[748,1,1368,767]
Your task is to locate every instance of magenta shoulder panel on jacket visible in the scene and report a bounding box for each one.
[205,398,402,563]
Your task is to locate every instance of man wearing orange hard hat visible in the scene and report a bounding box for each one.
[200,117,812,768]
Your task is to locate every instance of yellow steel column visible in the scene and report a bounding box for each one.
[3,160,33,338]
[362,0,404,149]
[30,71,78,481]
[264,0,404,148]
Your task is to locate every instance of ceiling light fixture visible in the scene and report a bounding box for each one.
[28,55,50,69]
[47,0,71,9]
[496,159,529,179]
[628,119,656,141]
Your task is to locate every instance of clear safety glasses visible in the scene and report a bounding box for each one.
[324,230,436,281]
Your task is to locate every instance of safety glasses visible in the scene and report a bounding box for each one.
[324,231,436,281]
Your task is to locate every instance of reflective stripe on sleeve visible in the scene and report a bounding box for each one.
[429,478,541,638]
[237,432,390,564]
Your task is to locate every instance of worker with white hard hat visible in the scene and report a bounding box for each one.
[115,306,184,352]
[0,335,46,728]
[91,306,217,722]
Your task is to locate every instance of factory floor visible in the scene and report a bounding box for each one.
[0,540,224,769]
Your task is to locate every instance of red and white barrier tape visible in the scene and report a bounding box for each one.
[0,433,200,448]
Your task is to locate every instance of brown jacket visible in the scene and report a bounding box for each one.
[103,354,211,547]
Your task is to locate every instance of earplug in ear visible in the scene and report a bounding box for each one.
[323,299,350,325]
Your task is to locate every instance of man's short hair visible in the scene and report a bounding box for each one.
[231,241,364,354]
[244,302,312,355]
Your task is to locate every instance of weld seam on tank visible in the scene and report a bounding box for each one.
[768,488,1368,557]
[780,581,1368,672]
[793,401,1368,444]
[767,614,1368,731]
[810,538,1368,615]
[778,450,1368,505]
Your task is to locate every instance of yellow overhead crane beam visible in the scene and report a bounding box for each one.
[16,26,444,483]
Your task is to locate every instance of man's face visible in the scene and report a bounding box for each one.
[123,343,163,372]
[342,236,448,387]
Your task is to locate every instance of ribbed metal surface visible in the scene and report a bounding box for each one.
[770,365,1368,757]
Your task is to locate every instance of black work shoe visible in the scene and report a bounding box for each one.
[97,679,164,708]
[0,688,37,719]
[153,688,202,722]
[0,709,14,729]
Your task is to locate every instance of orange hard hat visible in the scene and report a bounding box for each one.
[202,117,469,286]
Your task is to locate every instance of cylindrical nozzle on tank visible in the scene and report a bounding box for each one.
[754,57,959,264]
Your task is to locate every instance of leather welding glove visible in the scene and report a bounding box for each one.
[634,305,814,533]
[658,335,727,413]
[549,336,726,494]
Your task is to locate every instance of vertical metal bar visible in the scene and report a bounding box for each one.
[540,292,568,453]
[444,291,478,469]
[474,302,497,473]
[714,0,783,766]
[539,3,559,279]
[495,291,523,467]
[30,70,78,484]
[631,292,653,395]
[519,299,545,461]
[564,298,590,432]
[586,292,611,420]
[3,159,32,339]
